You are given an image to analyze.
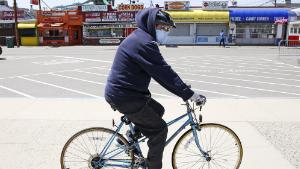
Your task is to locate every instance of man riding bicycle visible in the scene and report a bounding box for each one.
[105,8,206,169]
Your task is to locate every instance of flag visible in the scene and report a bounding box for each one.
[31,0,39,5]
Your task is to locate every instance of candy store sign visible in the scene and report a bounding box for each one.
[117,4,144,11]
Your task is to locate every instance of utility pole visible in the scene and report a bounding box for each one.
[39,0,41,10]
[13,0,19,47]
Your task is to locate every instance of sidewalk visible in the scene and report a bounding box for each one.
[0,98,298,169]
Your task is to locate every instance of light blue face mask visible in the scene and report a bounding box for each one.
[156,29,169,44]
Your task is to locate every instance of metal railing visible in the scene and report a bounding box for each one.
[278,40,300,67]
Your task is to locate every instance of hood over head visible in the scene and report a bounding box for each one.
[135,8,160,40]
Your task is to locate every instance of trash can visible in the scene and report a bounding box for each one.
[6,37,14,48]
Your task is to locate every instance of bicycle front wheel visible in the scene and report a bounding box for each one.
[172,123,243,169]
[60,127,134,169]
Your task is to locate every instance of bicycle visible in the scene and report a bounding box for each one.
[60,100,243,169]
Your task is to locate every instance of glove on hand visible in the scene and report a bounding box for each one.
[190,93,206,106]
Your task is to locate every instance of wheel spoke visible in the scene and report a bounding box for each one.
[61,128,133,169]
[173,124,243,169]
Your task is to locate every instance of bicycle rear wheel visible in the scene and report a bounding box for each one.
[172,123,243,169]
[60,127,134,169]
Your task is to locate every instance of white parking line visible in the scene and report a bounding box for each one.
[50,72,174,98]
[178,60,300,74]
[182,57,297,70]
[0,66,101,80]
[54,56,112,63]
[49,73,105,85]
[0,85,35,98]
[176,71,300,88]
[170,62,300,77]
[18,76,102,98]
[150,80,247,98]
[183,78,300,96]
[218,72,300,83]
[193,88,248,98]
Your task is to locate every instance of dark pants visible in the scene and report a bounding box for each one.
[219,38,225,47]
[126,99,167,169]
[107,97,167,169]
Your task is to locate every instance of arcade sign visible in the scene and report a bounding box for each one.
[117,4,144,11]
[202,1,228,10]
[164,1,190,10]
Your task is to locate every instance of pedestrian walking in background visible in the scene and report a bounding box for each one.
[219,30,226,47]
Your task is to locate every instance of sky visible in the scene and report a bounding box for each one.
[5,0,300,9]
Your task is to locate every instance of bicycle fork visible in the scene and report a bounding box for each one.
[191,125,212,161]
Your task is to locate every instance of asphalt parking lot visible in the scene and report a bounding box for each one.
[0,46,299,169]
[0,46,299,99]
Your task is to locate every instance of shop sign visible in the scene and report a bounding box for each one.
[167,10,229,23]
[164,1,190,10]
[117,4,144,11]
[82,5,108,12]
[42,17,63,23]
[99,38,121,44]
[42,11,65,17]
[0,11,25,20]
[202,1,228,10]
[230,16,287,22]
[85,12,101,22]
[117,12,135,21]
[230,9,288,23]
[102,12,117,22]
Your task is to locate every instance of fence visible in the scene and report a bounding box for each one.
[278,40,300,67]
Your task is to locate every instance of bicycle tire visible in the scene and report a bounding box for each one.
[172,123,243,169]
[60,127,134,169]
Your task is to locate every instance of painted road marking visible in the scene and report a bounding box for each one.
[18,76,102,98]
[183,78,300,96]
[150,80,248,98]
[170,62,300,77]
[218,72,300,83]
[48,73,174,98]
[176,60,300,74]
[54,56,112,63]
[182,58,297,70]
[49,73,105,85]
[0,85,35,98]
[32,58,84,65]
[176,71,300,88]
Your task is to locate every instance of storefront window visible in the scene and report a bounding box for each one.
[86,27,124,38]
[236,23,274,39]
[44,29,64,40]
[19,28,36,37]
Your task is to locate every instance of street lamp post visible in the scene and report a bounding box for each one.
[13,0,20,47]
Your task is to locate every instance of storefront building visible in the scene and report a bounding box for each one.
[0,5,26,45]
[165,1,229,45]
[37,9,83,46]
[229,8,290,45]
[82,4,142,45]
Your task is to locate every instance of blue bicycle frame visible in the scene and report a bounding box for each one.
[96,102,207,168]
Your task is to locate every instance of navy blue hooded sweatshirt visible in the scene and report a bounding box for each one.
[105,8,194,110]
